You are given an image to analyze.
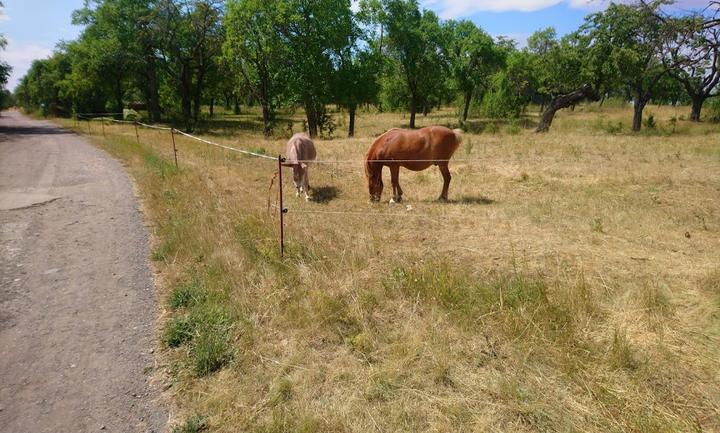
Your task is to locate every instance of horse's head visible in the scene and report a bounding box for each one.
[365,159,383,202]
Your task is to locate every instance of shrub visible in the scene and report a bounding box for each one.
[707,98,720,123]
[644,113,656,129]
[484,122,499,134]
[172,415,207,433]
[482,71,525,119]
[505,119,521,135]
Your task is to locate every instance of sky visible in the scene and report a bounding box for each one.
[0,0,712,91]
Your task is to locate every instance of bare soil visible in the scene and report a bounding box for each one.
[0,111,167,433]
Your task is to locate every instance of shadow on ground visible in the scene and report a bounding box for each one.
[312,186,340,204]
[450,195,495,205]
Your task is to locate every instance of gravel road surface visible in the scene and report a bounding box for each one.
[0,111,166,433]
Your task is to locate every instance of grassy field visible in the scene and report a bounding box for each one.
[58,103,719,433]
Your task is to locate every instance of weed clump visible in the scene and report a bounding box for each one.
[169,280,207,310]
[172,415,207,433]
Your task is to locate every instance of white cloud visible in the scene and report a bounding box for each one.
[2,39,54,90]
[423,0,714,18]
[424,0,564,17]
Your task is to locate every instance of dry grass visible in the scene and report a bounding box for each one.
[57,103,720,432]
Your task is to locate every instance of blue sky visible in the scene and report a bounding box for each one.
[0,0,710,91]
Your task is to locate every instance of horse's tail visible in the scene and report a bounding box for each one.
[452,128,463,145]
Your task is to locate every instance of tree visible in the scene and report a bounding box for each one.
[276,0,356,138]
[71,0,162,120]
[334,48,380,136]
[224,0,285,136]
[382,0,447,128]
[532,29,607,132]
[445,20,500,122]
[0,1,11,93]
[665,15,720,121]
[16,51,74,115]
[155,0,224,128]
[585,1,676,131]
[483,49,534,119]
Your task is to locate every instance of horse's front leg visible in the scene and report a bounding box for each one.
[389,164,402,203]
[302,168,311,201]
[438,163,451,201]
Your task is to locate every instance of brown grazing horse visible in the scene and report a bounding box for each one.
[365,126,463,202]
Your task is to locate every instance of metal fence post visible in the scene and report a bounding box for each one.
[278,155,286,257]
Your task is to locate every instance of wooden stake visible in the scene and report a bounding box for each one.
[171,128,179,169]
[134,122,140,144]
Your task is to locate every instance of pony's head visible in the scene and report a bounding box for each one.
[365,159,383,201]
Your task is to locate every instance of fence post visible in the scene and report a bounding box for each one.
[101,119,105,137]
[171,128,179,169]
[278,155,286,257]
[134,122,140,144]
[87,120,91,134]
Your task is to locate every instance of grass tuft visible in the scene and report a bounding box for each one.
[171,414,207,433]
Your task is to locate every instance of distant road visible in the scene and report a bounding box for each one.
[0,111,166,433]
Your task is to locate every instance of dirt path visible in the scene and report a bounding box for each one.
[0,111,167,433]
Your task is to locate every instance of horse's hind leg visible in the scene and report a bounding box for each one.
[438,163,451,201]
[389,164,402,203]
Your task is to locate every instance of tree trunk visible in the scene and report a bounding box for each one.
[409,93,417,129]
[690,95,704,122]
[462,91,472,122]
[348,105,356,137]
[305,100,318,138]
[535,85,594,133]
[192,86,202,122]
[144,51,161,122]
[115,84,124,117]
[180,75,193,130]
[632,95,647,132]
[261,103,272,137]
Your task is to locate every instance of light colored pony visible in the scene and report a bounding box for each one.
[365,126,462,202]
[283,133,317,201]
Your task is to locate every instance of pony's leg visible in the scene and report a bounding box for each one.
[438,163,452,201]
[303,169,311,201]
[293,166,301,197]
[389,164,402,203]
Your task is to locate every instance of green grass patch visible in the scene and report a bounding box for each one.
[171,414,207,433]
[169,279,207,310]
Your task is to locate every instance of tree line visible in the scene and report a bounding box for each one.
[10,0,720,135]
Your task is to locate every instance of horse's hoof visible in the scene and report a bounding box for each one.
[437,197,448,203]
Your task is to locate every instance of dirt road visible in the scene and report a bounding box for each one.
[0,111,166,433]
